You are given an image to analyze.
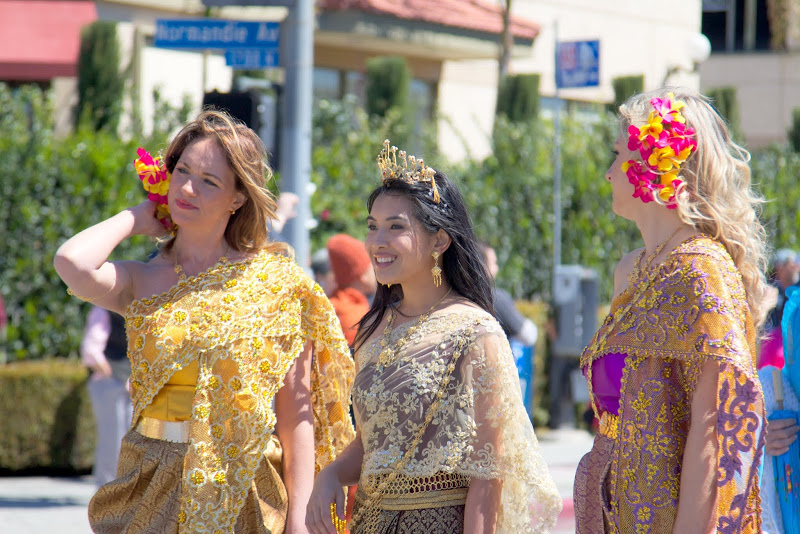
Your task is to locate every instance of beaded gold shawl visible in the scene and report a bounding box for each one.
[125,250,355,532]
[353,307,562,533]
[579,235,765,532]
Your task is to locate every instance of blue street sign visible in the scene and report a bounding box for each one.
[154,19,280,50]
[555,40,600,89]
[225,49,279,69]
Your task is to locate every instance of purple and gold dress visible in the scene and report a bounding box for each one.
[574,235,766,534]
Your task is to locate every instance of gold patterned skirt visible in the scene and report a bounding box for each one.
[573,432,615,534]
[88,429,287,534]
[349,473,468,534]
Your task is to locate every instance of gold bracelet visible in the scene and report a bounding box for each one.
[330,501,347,534]
[66,285,114,303]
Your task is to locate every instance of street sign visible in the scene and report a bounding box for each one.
[154,19,280,50]
[225,49,279,69]
[555,40,599,89]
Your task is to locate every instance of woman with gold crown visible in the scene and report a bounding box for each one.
[573,87,768,533]
[305,141,562,534]
[54,110,355,533]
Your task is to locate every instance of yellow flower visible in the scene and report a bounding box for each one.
[647,147,676,172]
[189,470,205,485]
[639,116,664,141]
[212,471,227,485]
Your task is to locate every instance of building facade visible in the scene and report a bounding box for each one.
[3,0,710,159]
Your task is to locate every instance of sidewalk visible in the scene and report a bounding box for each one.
[538,426,595,533]
[0,426,593,534]
[0,474,94,533]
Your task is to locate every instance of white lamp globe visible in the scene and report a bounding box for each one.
[687,33,712,65]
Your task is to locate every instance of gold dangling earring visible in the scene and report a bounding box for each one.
[431,251,442,287]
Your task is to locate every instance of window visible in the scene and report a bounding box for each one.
[702,0,772,52]
[313,66,437,122]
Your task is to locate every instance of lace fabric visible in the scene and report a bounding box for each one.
[125,250,355,533]
[353,308,562,533]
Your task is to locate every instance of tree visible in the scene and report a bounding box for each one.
[498,0,513,81]
[610,75,644,112]
[788,107,800,153]
[75,21,124,132]
[495,73,540,123]
[705,86,741,138]
[365,56,410,118]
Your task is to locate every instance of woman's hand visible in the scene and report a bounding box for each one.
[129,200,171,238]
[766,417,800,456]
[305,464,346,534]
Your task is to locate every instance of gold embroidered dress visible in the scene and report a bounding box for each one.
[351,307,562,534]
[88,250,355,533]
[574,235,766,533]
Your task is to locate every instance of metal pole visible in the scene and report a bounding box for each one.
[553,21,562,280]
[279,0,313,269]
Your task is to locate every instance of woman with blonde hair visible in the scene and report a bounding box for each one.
[574,87,768,533]
[54,110,355,533]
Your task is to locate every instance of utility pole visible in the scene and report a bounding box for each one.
[279,0,313,269]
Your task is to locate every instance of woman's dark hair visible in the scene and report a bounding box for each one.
[354,171,494,351]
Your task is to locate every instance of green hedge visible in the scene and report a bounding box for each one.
[0,359,95,471]
[4,84,800,363]
[0,84,174,361]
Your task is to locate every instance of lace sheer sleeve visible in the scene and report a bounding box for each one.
[461,325,562,533]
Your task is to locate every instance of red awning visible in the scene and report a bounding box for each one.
[319,0,539,40]
[0,0,98,81]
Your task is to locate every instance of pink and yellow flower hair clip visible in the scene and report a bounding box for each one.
[134,147,172,228]
[622,93,697,209]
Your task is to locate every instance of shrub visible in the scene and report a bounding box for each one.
[610,74,644,112]
[495,73,540,123]
[76,21,124,132]
[705,86,741,138]
[788,107,800,153]
[0,359,95,471]
[365,56,410,118]
[0,84,161,361]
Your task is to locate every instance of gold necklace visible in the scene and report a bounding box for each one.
[627,225,685,287]
[377,287,452,368]
[173,245,230,280]
[588,226,689,422]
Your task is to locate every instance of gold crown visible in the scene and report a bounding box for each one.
[376,139,440,203]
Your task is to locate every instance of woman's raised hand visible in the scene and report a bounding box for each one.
[129,200,172,238]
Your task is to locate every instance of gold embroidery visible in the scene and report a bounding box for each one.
[352,309,561,533]
[124,250,355,533]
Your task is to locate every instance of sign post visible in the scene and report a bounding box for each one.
[154,9,315,268]
[552,33,599,292]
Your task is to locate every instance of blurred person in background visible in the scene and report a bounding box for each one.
[765,249,799,332]
[760,249,800,369]
[310,248,337,297]
[81,305,133,488]
[479,241,538,409]
[478,241,538,347]
[326,233,377,348]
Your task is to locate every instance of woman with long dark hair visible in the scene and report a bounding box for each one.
[305,141,561,534]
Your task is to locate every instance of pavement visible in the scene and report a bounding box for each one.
[0,426,593,534]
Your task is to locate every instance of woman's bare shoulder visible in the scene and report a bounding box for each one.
[612,248,642,299]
